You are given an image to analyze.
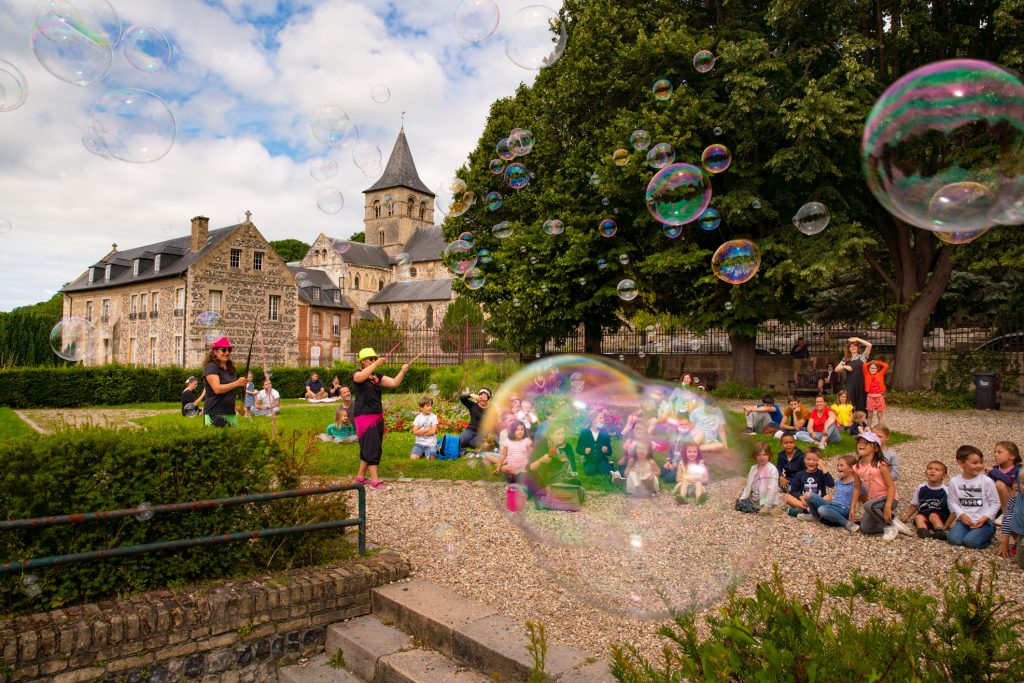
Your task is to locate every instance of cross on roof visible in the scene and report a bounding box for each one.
[244,210,252,222]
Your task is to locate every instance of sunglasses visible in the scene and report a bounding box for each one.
[216,348,233,353]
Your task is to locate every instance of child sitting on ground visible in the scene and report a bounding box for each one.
[947,445,1001,549]
[873,424,901,482]
[736,442,781,514]
[849,410,869,437]
[853,432,899,541]
[494,422,532,479]
[319,407,356,443]
[987,440,1021,517]
[996,441,1024,559]
[626,440,660,498]
[672,442,709,505]
[409,396,439,460]
[805,454,860,530]
[784,448,834,517]
[900,461,953,540]
[776,433,805,494]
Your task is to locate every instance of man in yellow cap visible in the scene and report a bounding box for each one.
[352,347,410,490]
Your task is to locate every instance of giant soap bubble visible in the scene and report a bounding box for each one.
[31,0,120,86]
[50,316,98,362]
[454,0,500,43]
[711,239,761,284]
[83,89,176,163]
[310,105,359,150]
[0,60,29,112]
[436,177,476,217]
[479,355,754,619]
[443,240,479,275]
[862,59,1024,232]
[646,163,712,226]
[503,5,567,70]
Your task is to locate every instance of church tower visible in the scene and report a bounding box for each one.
[363,128,435,257]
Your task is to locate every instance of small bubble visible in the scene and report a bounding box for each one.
[135,502,154,522]
[21,575,41,598]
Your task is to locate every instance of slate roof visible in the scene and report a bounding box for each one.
[368,278,453,305]
[401,227,445,263]
[328,239,391,269]
[63,225,238,293]
[288,266,354,309]
[364,128,433,195]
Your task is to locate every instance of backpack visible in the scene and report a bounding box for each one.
[435,434,461,460]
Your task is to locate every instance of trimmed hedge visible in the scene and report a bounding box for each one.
[0,427,350,614]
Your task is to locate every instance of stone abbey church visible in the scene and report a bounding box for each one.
[61,129,455,368]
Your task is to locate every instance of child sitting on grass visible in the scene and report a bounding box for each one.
[849,410,869,437]
[318,407,357,443]
[626,440,660,498]
[804,454,860,530]
[495,422,532,479]
[784,448,834,517]
[900,461,953,540]
[736,442,781,514]
[410,396,439,460]
[947,445,1000,549]
[776,433,805,494]
[672,442,709,505]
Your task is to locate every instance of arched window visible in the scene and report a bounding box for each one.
[372,201,381,219]
[379,279,384,291]
[384,307,391,322]
[379,229,385,244]
[426,305,434,328]
[387,202,394,217]
[409,267,417,278]
[419,200,427,220]
[407,196,414,216]
[353,274,360,290]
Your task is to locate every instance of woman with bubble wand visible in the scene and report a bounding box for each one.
[352,346,410,490]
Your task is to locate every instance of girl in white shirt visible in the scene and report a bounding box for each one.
[495,422,532,477]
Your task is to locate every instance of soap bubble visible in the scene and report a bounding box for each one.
[492,221,513,238]
[543,219,565,235]
[50,316,97,362]
[935,227,991,245]
[612,149,629,166]
[396,253,411,267]
[459,231,476,246]
[630,130,651,151]
[310,157,338,181]
[31,0,120,86]
[693,50,716,73]
[504,163,530,189]
[724,302,733,311]
[711,239,761,285]
[751,199,762,210]
[496,137,516,161]
[463,267,486,290]
[429,383,440,396]
[20,575,42,598]
[121,25,170,73]
[701,144,732,174]
[589,172,601,186]
[310,105,359,150]
[646,163,712,226]
[183,403,200,418]
[352,140,382,176]
[793,202,830,235]
[652,79,673,100]
[0,60,29,112]
[83,89,175,163]
[443,240,479,275]
[195,311,222,327]
[486,191,503,211]
[862,58,1024,233]
[510,128,535,155]
[662,225,683,238]
[436,177,476,217]
[503,5,567,70]
[335,240,351,254]
[646,143,675,169]
[618,253,629,265]
[371,83,390,104]
[599,218,618,237]
[713,126,724,136]
[477,248,493,263]
[489,159,505,174]
[316,187,344,214]
[870,321,880,330]
[597,258,607,269]
[601,197,610,206]
[480,355,754,619]
[699,207,721,231]
[454,0,500,43]
[203,329,225,344]
[135,501,154,522]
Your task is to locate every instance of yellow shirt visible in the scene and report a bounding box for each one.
[831,403,853,427]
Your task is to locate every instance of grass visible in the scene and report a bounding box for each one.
[0,407,34,440]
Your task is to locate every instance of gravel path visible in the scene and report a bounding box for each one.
[359,405,1024,658]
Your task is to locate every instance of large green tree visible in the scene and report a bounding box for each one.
[268,239,311,263]
[445,0,1024,388]
[0,293,65,367]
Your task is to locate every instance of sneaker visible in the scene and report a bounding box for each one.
[916,528,931,539]
[882,526,899,542]
[354,476,368,485]
[891,518,914,537]
[818,438,828,450]
[845,521,860,533]
[743,428,757,436]
[369,480,388,490]
[931,528,947,541]
[797,513,816,522]
[611,471,625,484]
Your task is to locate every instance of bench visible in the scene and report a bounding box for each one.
[788,370,822,396]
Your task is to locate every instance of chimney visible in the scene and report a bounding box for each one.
[190,216,209,253]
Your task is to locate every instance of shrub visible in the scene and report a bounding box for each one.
[0,427,351,614]
[710,381,765,400]
[886,390,974,410]
[609,560,1024,682]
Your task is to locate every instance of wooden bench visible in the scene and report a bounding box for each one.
[788,370,822,396]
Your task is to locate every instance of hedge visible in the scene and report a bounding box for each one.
[0,428,350,614]
[0,361,522,409]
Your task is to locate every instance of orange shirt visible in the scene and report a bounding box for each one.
[863,360,889,394]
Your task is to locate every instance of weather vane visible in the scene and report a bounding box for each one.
[401,111,406,124]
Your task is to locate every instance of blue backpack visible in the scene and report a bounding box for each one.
[435,434,461,460]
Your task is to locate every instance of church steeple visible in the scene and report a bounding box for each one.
[364,128,433,195]
[362,127,435,256]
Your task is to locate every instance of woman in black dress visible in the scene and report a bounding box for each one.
[352,347,409,490]
[202,337,248,427]
[835,336,873,413]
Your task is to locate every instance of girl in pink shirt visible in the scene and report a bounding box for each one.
[495,422,533,477]
[852,433,898,539]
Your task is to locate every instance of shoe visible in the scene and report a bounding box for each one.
[845,521,859,533]
[611,471,625,484]
[674,494,688,505]
[883,526,899,542]
[819,438,828,449]
[891,518,914,537]
[369,480,387,490]
[931,528,947,541]
[1011,544,1018,558]
[743,428,757,436]
[354,476,368,485]
[797,513,816,522]
[916,528,931,539]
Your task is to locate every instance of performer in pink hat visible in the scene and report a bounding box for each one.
[202,336,248,427]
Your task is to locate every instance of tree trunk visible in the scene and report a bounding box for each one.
[584,320,602,355]
[729,333,756,386]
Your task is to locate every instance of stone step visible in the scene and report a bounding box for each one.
[371,580,611,682]
[376,648,491,683]
[325,615,413,681]
[279,654,361,683]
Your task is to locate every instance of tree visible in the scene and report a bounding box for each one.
[0,293,65,367]
[349,231,365,243]
[268,239,310,263]
[439,296,485,353]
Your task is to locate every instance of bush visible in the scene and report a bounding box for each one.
[610,560,1024,682]
[710,381,766,400]
[886,390,974,410]
[0,427,351,614]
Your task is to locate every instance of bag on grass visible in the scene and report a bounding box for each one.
[735,497,760,514]
[435,434,461,460]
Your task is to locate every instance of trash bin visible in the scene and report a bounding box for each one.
[974,371,999,410]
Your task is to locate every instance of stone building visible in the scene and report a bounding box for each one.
[289,266,354,366]
[61,215,299,367]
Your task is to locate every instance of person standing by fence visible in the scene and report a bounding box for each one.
[352,347,409,490]
[836,337,873,413]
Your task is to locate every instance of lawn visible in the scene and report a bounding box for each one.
[0,408,34,440]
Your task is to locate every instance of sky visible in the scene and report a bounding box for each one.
[0,0,558,311]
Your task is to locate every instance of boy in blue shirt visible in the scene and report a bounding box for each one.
[784,448,834,516]
[743,394,783,435]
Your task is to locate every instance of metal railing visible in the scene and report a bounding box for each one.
[0,483,366,575]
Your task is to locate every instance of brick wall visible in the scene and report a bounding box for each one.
[0,553,410,683]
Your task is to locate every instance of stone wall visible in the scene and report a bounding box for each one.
[0,553,409,683]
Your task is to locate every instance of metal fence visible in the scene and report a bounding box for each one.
[351,320,496,365]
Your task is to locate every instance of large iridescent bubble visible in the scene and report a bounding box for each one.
[83,89,176,163]
[31,0,120,86]
[479,355,754,619]
[711,239,761,285]
[699,207,721,231]
[701,144,731,174]
[454,0,500,43]
[436,177,476,217]
[0,60,29,112]
[310,105,359,150]
[503,5,567,70]
[504,162,530,189]
[793,202,830,235]
[443,240,479,275]
[862,59,1024,232]
[646,163,712,226]
[50,316,98,362]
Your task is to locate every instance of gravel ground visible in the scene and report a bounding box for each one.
[358,405,1024,659]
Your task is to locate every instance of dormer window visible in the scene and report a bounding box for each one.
[88,268,95,284]
[105,264,111,281]
[133,259,140,276]
[311,287,320,302]
[333,291,340,303]
[154,254,161,272]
